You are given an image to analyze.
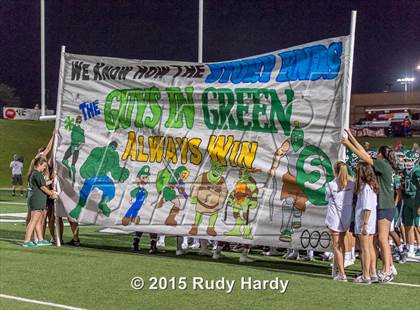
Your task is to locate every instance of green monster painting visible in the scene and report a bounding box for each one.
[189,161,228,237]
[68,141,130,220]
[224,168,259,240]
[155,165,190,226]
[62,115,85,186]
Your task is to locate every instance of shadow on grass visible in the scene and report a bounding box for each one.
[0,228,361,279]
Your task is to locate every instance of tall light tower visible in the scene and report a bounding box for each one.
[397,77,415,93]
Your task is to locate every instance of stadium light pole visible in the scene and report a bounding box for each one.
[397,77,415,93]
[41,0,46,117]
[198,0,203,63]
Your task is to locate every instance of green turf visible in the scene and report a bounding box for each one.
[1,200,420,310]
[0,120,54,188]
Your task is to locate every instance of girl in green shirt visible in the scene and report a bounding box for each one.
[23,156,58,247]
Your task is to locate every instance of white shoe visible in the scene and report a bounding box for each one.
[407,251,416,259]
[344,259,354,268]
[212,252,225,260]
[181,241,189,250]
[239,254,255,263]
[189,242,200,250]
[390,265,398,276]
[263,249,282,256]
[176,249,186,256]
[286,251,299,260]
[157,240,165,249]
[199,248,213,256]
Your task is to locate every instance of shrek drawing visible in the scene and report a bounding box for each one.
[189,161,228,237]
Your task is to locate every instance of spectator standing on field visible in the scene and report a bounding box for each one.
[10,154,24,196]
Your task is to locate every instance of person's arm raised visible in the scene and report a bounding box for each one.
[341,137,373,166]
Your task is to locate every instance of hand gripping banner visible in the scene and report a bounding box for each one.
[55,36,351,250]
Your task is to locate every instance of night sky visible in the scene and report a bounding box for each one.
[1,0,420,109]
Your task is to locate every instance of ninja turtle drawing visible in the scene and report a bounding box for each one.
[224,168,259,240]
[68,141,130,220]
[155,165,190,226]
[121,165,151,226]
[189,161,228,237]
[268,122,333,242]
[62,115,85,186]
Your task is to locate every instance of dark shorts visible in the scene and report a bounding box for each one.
[377,208,395,221]
[12,174,23,186]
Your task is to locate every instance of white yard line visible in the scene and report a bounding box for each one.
[0,213,27,217]
[0,202,26,205]
[0,294,86,310]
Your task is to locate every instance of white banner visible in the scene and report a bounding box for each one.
[55,36,351,250]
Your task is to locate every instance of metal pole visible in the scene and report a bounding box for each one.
[53,46,66,247]
[41,0,46,116]
[198,0,203,63]
[339,10,357,161]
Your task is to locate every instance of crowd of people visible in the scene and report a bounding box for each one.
[15,130,419,285]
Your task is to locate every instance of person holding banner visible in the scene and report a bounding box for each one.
[23,156,58,247]
[325,161,354,281]
[342,129,397,283]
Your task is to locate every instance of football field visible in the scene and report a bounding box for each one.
[1,192,419,310]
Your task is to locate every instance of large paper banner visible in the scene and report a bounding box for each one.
[55,36,350,250]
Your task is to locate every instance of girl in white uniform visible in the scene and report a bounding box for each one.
[353,162,379,285]
[325,161,354,281]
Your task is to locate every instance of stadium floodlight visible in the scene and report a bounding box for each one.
[397,77,415,93]
[417,65,420,70]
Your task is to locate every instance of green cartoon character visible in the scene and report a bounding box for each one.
[189,161,228,237]
[224,168,259,240]
[68,141,129,220]
[155,165,190,226]
[121,165,151,226]
[62,115,85,186]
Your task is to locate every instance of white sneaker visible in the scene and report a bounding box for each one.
[344,259,354,268]
[189,242,200,250]
[157,240,165,249]
[263,248,282,256]
[407,251,416,259]
[390,265,398,276]
[181,241,189,250]
[239,254,255,263]
[176,249,186,256]
[333,273,347,282]
[212,252,225,260]
[285,251,299,260]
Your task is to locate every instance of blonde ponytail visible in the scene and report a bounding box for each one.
[334,161,349,191]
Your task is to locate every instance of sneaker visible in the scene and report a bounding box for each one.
[176,249,186,256]
[321,252,333,261]
[263,248,282,256]
[181,241,189,250]
[353,275,371,285]
[285,250,299,260]
[399,251,407,264]
[416,249,420,257]
[333,273,347,282]
[407,251,417,259]
[344,259,354,267]
[156,240,165,249]
[66,239,81,247]
[231,244,244,253]
[22,241,38,248]
[37,240,52,246]
[189,242,200,250]
[378,271,394,283]
[212,252,225,260]
[370,274,379,283]
[298,255,314,261]
[149,241,158,254]
[390,265,398,276]
[239,254,255,263]
[199,248,213,256]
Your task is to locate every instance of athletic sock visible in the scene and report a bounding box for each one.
[345,252,352,261]
[351,247,355,260]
